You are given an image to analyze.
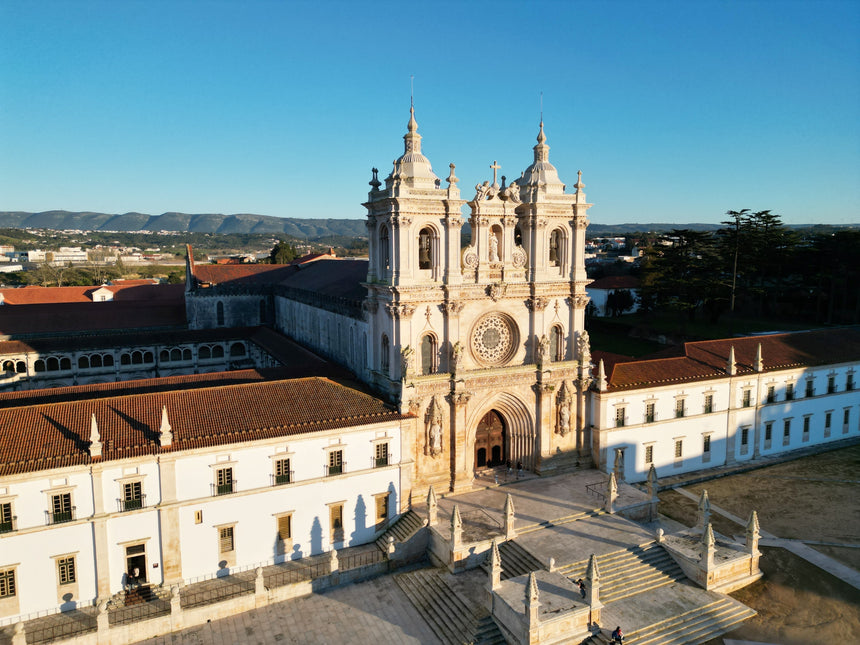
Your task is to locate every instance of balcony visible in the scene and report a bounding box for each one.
[373,455,389,468]
[46,507,76,525]
[271,472,294,486]
[211,480,237,496]
[0,517,16,533]
[325,463,346,477]
[117,495,146,512]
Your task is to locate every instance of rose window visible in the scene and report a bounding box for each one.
[471,313,518,366]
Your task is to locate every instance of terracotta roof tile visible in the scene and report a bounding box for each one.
[0,301,186,337]
[0,377,405,477]
[192,264,295,286]
[0,283,183,305]
[604,328,860,391]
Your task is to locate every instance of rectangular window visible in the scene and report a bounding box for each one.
[803,416,810,442]
[703,435,711,453]
[615,407,625,427]
[375,494,389,527]
[783,419,791,446]
[644,445,653,465]
[57,556,76,585]
[703,395,713,414]
[219,526,234,554]
[674,439,683,459]
[827,376,836,394]
[215,467,234,495]
[675,400,685,418]
[765,422,773,442]
[0,502,13,533]
[645,403,655,423]
[742,390,751,408]
[740,427,749,454]
[122,481,143,511]
[0,568,15,598]
[824,412,832,438]
[328,450,343,476]
[766,386,775,404]
[785,383,794,401]
[274,458,291,485]
[330,504,344,544]
[844,409,851,434]
[50,492,73,524]
[847,373,854,391]
[276,514,292,555]
[805,380,814,397]
[375,443,389,468]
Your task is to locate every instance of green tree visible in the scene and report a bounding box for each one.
[269,241,298,264]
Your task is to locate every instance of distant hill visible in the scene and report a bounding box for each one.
[0,211,854,238]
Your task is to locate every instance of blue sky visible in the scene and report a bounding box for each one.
[1,0,858,225]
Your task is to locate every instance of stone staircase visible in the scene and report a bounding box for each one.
[559,542,685,603]
[516,508,603,535]
[375,509,424,551]
[107,584,171,609]
[497,540,545,580]
[624,596,756,645]
[394,568,505,645]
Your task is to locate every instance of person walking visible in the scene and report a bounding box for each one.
[611,626,624,643]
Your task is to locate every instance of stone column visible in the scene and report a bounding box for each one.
[604,472,617,514]
[12,621,25,645]
[254,567,266,607]
[504,493,517,540]
[169,584,183,631]
[90,465,111,599]
[96,599,109,645]
[450,390,473,493]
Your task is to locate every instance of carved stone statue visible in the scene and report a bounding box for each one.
[489,233,500,263]
[556,381,573,436]
[425,396,443,456]
[503,181,521,203]
[536,334,550,367]
[576,330,591,366]
[474,181,493,202]
[450,341,464,373]
[400,345,414,379]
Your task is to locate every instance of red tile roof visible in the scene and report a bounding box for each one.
[192,263,296,286]
[0,377,406,476]
[587,276,641,290]
[0,283,183,305]
[603,328,860,391]
[0,301,186,337]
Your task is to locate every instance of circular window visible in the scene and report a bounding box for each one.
[471,313,518,366]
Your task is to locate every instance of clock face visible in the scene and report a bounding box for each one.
[471,313,517,366]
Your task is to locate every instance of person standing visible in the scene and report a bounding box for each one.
[611,626,623,643]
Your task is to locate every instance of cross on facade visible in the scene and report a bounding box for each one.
[490,160,501,187]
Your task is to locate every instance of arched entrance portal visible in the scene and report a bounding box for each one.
[475,410,506,468]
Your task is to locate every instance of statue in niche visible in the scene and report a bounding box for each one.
[425,396,443,456]
[536,334,550,367]
[400,345,414,379]
[556,381,573,436]
[576,330,592,367]
[450,341,464,373]
[489,233,500,263]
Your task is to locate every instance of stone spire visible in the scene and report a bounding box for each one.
[745,510,760,554]
[585,553,601,607]
[427,485,438,526]
[755,343,764,372]
[701,522,716,569]
[727,346,737,376]
[504,493,517,539]
[89,413,102,458]
[521,119,563,192]
[697,490,711,533]
[488,539,502,591]
[526,571,541,624]
[646,463,659,499]
[159,405,173,447]
[605,472,617,514]
[388,103,438,189]
[597,359,607,392]
[451,504,462,547]
[534,121,549,163]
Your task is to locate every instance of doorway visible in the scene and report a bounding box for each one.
[475,410,506,469]
[125,544,147,585]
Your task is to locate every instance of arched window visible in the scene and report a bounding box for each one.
[549,229,562,266]
[420,334,437,375]
[212,345,224,359]
[514,225,523,247]
[90,355,102,368]
[170,348,181,361]
[2,361,13,372]
[60,357,71,371]
[380,334,390,374]
[216,301,225,326]
[132,351,143,365]
[15,361,26,373]
[199,346,211,360]
[379,226,390,276]
[418,227,433,270]
[78,356,90,369]
[550,325,564,362]
[160,350,170,362]
[47,357,59,371]
[121,353,131,365]
[259,299,267,324]
[34,359,46,373]
[143,351,154,363]
[103,355,114,367]
[230,342,246,357]
[183,348,192,361]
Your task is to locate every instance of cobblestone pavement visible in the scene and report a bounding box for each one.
[135,574,442,645]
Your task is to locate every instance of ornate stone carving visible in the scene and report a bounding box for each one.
[474,181,496,202]
[443,300,465,316]
[392,215,413,228]
[407,399,422,415]
[535,334,550,368]
[462,246,478,269]
[425,395,444,456]
[362,299,379,314]
[576,330,592,366]
[489,233,500,263]
[536,218,548,228]
[400,345,414,379]
[369,167,381,190]
[471,312,517,366]
[446,218,463,228]
[447,391,472,406]
[386,303,416,319]
[567,295,590,309]
[503,216,517,227]
[487,282,507,302]
[575,216,589,230]
[512,245,527,268]
[526,296,549,312]
[556,381,573,436]
[502,182,521,204]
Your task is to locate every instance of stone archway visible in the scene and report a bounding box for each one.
[475,410,506,468]
[467,392,536,474]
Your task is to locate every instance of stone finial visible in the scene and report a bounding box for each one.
[746,510,761,554]
[89,413,102,458]
[701,523,716,569]
[755,343,764,372]
[697,490,711,532]
[613,448,624,480]
[597,359,607,392]
[427,485,438,526]
[586,553,600,582]
[504,493,517,539]
[727,346,737,376]
[387,535,396,555]
[646,464,659,499]
[330,548,339,572]
[605,472,617,514]
[585,553,601,607]
[488,539,502,591]
[547,556,555,572]
[451,504,463,546]
[159,405,173,447]
[447,162,458,186]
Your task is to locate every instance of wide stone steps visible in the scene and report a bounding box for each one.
[626,597,757,645]
[394,568,505,645]
[498,540,545,580]
[375,509,424,550]
[561,543,686,603]
[516,509,603,536]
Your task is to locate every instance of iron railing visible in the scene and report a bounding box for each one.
[270,472,294,486]
[0,516,15,533]
[117,495,146,512]
[25,611,97,644]
[325,463,346,477]
[266,560,331,589]
[45,507,76,525]
[108,597,170,626]
[180,576,255,610]
[211,480,237,496]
